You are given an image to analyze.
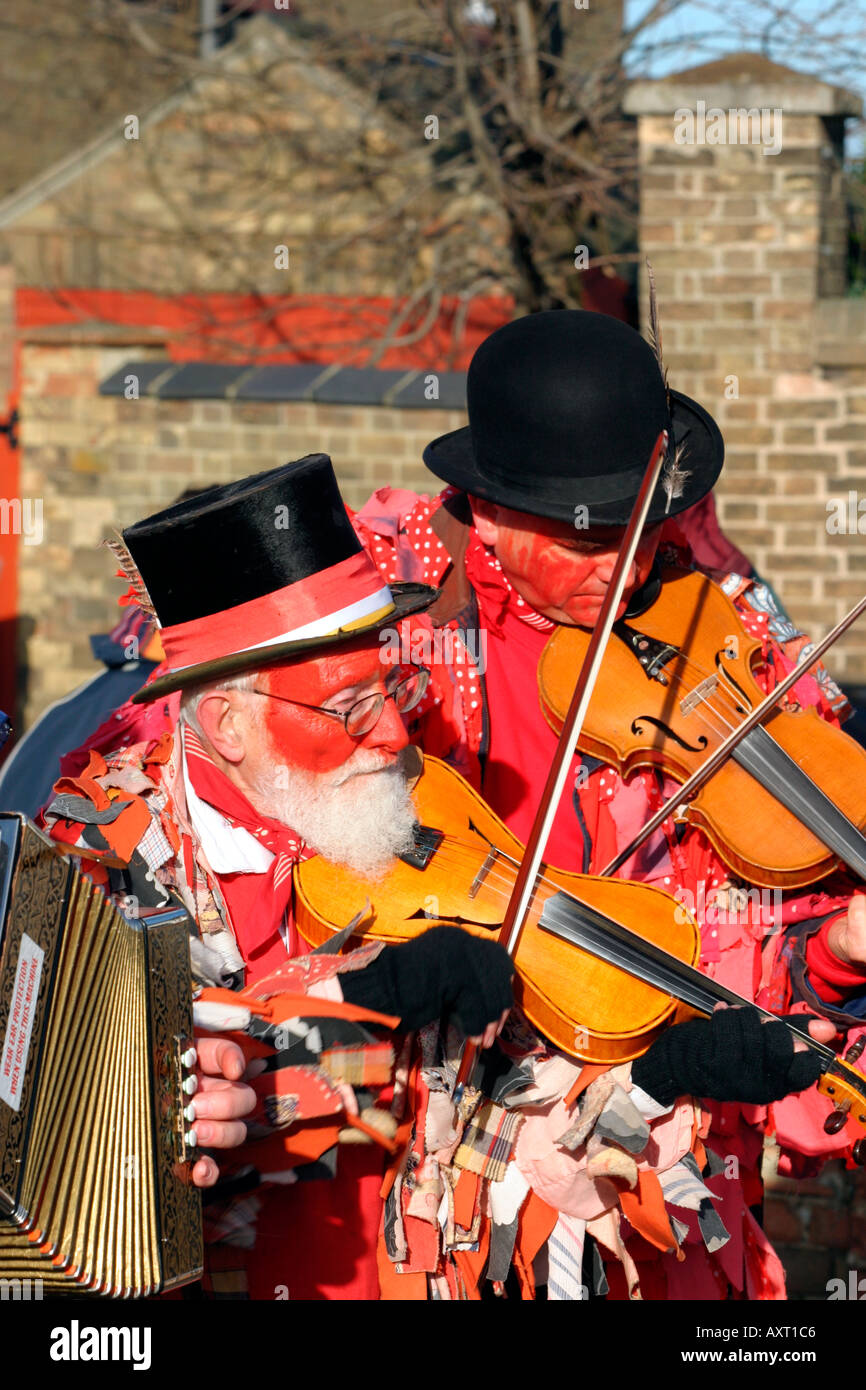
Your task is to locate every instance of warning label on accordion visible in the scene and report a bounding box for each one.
[0,932,43,1112]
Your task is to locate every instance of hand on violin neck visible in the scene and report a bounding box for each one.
[630,1004,828,1109]
[801,1014,838,1045]
[339,926,514,1039]
[826,893,866,974]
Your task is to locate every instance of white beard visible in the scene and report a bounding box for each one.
[248,747,417,878]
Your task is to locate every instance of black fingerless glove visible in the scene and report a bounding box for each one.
[340,926,514,1035]
[630,1007,825,1108]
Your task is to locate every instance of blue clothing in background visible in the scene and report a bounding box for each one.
[0,630,156,820]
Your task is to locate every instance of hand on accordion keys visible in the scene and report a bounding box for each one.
[187,1037,258,1188]
[186,930,513,1184]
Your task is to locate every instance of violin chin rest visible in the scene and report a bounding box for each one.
[399,745,424,788]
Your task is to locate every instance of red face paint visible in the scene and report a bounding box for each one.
[489,507,662,627]
[257,638,409,774]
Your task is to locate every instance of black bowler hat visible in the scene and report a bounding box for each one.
[424,310,724,526]
[124,454,437,702]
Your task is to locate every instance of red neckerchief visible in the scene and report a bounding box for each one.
[184,727,311,969]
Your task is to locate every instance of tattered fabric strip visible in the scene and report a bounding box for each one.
[318,1042,394,1088]
[547,1215,587,1302]
[587,1209,641,1299]
[557,1074,651,1157]
[658,1158,719,1212]
[658,1153,731,1253]
[697,1199,730,1254]
[384,1178,408,1263]
[452,1098,524,1182]
[487,1162,529,1284]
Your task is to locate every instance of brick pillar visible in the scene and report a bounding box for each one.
[623,57,866,1299]
[623,54,865,671]
[625,55,860,381]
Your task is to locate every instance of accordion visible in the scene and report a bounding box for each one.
[0,814,202,1296]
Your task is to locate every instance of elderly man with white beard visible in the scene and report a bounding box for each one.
[40,455,828,1302]
[40,455,516,1300]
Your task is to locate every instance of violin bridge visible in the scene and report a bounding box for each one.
[680,675,718,717]
[397,824,443,871]
[468,846,498,900]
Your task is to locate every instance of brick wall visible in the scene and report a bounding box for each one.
[17,337,463,724]
[763,1144,866,1299]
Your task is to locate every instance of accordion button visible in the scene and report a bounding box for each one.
[183,1076,198,1096]
[184,1103,197,1122]
[185,1129,198,1147]
[181,1047,198,1070]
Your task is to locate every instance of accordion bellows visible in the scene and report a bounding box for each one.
[0,816,202,1296]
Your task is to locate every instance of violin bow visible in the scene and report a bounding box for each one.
[601,589,866,878]
[452,424,670,1102]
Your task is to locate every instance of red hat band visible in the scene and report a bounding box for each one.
[160,550,396,674]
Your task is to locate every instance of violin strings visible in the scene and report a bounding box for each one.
[395,833,838,1061]
[603,641,776,780]
[403,834,559,910]
[405,643,792,935]
[406,833,610,916]
[643,639,787,746]
[634,646,744,737]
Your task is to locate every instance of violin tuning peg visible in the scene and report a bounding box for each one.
[824,1106,850,1136]
[845,1037,866,1064]
[853,1139,866,1167]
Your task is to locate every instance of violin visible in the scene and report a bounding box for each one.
[538,564,866,889]
[294,753,866,1151]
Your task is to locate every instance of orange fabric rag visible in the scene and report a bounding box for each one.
[453,1169,480,1231]
[619,1169,679,1256]
[513,1189,558,1300]
[564,1062,611,1109]
[377,1239,427,1300]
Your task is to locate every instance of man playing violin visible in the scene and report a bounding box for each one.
[354,309,866,1299]
[37,450,831,1302]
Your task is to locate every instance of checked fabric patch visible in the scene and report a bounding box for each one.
[452,1098,523,1182]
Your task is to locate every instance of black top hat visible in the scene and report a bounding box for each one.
[424,310,724,526]
[125,454,437,702]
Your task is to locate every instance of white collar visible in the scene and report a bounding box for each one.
[181,726,275,875]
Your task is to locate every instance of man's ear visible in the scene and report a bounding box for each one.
[195,690,249,765]
[468,494,500,549]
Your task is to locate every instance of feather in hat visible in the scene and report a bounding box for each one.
[646,259,691,513]
[104,529,161,626]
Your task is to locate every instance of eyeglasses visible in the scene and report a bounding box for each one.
[250,667,430,738]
